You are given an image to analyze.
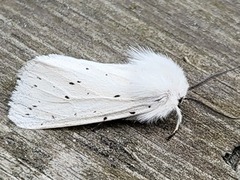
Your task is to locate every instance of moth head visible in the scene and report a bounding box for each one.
[167,64,239,140]
[174,74,189,108]
[178,97,184,108]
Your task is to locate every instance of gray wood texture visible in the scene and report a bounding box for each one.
[0,0,239,179]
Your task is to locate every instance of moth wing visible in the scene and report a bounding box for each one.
[8,55,168,129]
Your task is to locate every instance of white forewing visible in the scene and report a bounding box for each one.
[8,54,170,129]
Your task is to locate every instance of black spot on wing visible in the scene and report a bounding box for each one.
[77,81,81,83]
[114,95,120,98]
[103,117,107,120]
[129,112,135,114]
[86,68,89,70]
[65,96,70,99]
[69,82,75,85]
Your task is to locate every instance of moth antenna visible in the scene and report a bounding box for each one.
[189,65,240,91]
[185,97,240,119]
[166,107,182,141]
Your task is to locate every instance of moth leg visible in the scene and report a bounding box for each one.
[166,107,182,140]
[91,122,104,132]
[91,116,108,131]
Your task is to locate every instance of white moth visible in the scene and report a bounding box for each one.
[8,48,189,135]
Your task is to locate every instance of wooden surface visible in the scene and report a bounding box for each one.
[0,0,240,179]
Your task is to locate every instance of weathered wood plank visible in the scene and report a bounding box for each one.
[0,0,239,179]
